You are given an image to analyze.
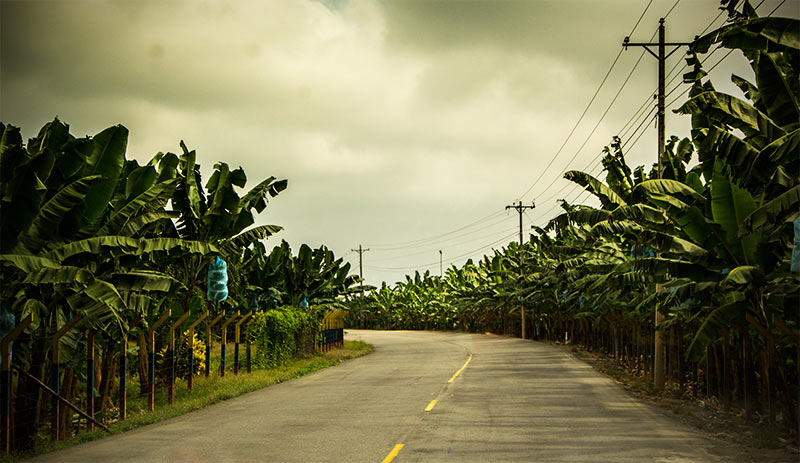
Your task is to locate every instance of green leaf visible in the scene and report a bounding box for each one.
[240,177,288,214]
[634,179,706,205]
[109,271,181,292]
[22,265,93,286]
[67,279,127,332]
[14,175,103,254]
[138,238,218,256]
[155,152,179,183]
[564,171,626,209]
[740,185,800,236]
[220,225,283,255]
[645,193,722,252]
[180,142,203,219]
[756,52,800,130]
[96,179,178,236]
[119,210,180,236]
[722,265,764,286]
[44,236,140,262]
[677,91,784,148]
[0,254,60,272]
[710,160,759,264]
[686,301,746,361]
[691,17,800,54]
[82,125,129,224]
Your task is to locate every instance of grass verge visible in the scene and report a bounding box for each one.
[9,340,373,462]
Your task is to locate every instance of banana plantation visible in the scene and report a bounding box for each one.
[0,118,359,452]
[352,9,800,437]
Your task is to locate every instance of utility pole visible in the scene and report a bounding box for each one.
[623,18,691,391]
[505,200,535,339]
[439,250,443,277]
[352,245,369,329]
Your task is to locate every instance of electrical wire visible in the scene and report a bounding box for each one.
[365,0,778,278]
[365,230,520,272]
[663,0,682,19]
[369,224,519,262]
[368,213,513,252]
[514,0,657,201]
[526,44,652,202]
[364,209,505,249]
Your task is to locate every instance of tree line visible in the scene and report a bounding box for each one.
[0,119,359,450]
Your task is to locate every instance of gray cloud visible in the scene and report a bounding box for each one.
[2,0,792,285]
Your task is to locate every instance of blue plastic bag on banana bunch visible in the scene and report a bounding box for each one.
[207,257,228,301]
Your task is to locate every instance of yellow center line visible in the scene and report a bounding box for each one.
[448,353,472,383]
[382,443,404,463]
[424,399,437,411]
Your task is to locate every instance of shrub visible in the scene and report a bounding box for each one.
[246,306,312,368]
[157,331,206,381]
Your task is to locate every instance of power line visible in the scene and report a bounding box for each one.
[522,0,781,233]
[364,209,505,250]
[663,0,682,19]
[527,44,652,202]
[362,0,780,279]
[365,230,519,272]
[369,224,519,262]
[515,0,657,201]
[368,213,512,253]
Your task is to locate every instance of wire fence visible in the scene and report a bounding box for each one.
[0,308,347,455]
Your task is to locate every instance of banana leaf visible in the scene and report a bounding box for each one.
[14,175,103,254]
[0,254,60,272]
[563,170,626,209]
[82,125,128,223]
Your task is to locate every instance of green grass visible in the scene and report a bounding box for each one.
[7,341,373,462]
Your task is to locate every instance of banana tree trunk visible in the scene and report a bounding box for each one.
[136,332,149,397]
[98,347,118,418]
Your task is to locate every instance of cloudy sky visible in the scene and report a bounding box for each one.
[2,0,798,286]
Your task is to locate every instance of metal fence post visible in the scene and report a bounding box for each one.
[220,312,239,377]
[147,311,171,411]
[234,312,252,375]
[86,330,95,431]
[51,315,82,440]
[119,336,127,421]
[186,311,208,392]
[205,311,225,378]
[167,311,191,404]
[1,314,32,455]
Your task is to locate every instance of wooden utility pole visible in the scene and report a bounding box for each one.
[439,250,443,277]
[623,18,691,391]
[505,201,535,339]
[352,245,369,329]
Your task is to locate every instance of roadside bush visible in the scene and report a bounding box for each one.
[247,306,312,368]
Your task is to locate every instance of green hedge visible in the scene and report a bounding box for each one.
[246,306,313,368]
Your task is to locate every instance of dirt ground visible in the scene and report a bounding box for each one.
[558,342,800,463]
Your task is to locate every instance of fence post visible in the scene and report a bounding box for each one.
[167,311,192,404]
[86,330,96,431]
[148,311,171,411]
[186,311,208,391]
[119,336,127,421]
[246,341,251,374]
[205,311,225,378]
[220,312,239,377]
[234,312,252,376]
[1,314,32,455]
[51,315,82,440]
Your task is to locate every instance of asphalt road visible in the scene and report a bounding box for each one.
[32,330,748,462]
